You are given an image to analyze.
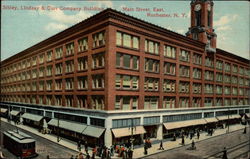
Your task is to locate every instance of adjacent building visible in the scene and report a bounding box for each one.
[1,0,249,147]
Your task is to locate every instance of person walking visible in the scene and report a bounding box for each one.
[158,140,164,150]
[181,135,185,145]
[172,133,176,141]
[222,147,228,159]
[70,155,74,159]
[77,141,81,152]
[92,146,97,159]
[243,126,247,134]
[197,130,200,139]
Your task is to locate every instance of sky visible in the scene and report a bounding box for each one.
[1,1,249,61]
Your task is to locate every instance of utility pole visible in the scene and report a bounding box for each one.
[129,119,136,150]
[57,114,61,142]
[227,107,229,133]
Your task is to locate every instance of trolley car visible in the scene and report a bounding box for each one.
[3,130,37,158]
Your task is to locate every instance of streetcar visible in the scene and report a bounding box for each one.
[3,130,37,158]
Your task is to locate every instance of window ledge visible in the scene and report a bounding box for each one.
[92,45,105,50]
[116,45,139,52]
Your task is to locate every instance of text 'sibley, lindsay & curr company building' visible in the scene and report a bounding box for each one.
[1,0,249,147]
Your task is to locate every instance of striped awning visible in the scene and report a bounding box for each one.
[0,108,8,113]
[83,126,105,138]
[112,126,146,138]
[163,119,207,130]
[48,119,87,134]
[217,114,241,121]
[22,113,43,122]
[204,118,218,123]
[10,110,20,116]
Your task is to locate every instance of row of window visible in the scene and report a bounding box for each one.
[2,31,105,76]
[2,95,249,111]
[2,76,249,95]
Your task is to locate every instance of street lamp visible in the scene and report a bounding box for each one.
[129,119,136,150]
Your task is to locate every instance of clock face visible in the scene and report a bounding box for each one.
[195,4,201,11]
[208,4,211,11]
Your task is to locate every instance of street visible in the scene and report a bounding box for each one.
[0,121,78,159]
[143,129,249,159]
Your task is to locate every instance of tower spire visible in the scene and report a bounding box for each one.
[186,0,216,53]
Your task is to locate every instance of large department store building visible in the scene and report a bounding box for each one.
[1,0,249,146]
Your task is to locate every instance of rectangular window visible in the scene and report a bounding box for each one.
[239,77,244,85]
[39,81,44,91]
[215,98,222,106]
[92,74,104,89]
[39,54,44,64]
[179,81,190,93]
[192,97,201,107]
[179,50,190,62]
[78,56,88,71]
[115,96,138,110]
[77,76,88,90]
[66,42,75,56]
[204,84,214,94]
[232,87,238,95]
[55,63,63,75]
[93,31,105,48]
[39,96,43,104]
[116,53,139,70]
[164,45,176,59]
[65,78,74,90]
[77,95,87,108]
[65,95,73,107]
[46,80,52,91]
[205,57,214,68]
[32,69,37,79]
[145,58,159,73]
[216,85,222,94]
[179,97,189,108]
[205,70,214,81]
[55,79,62,90]
[239,67,244,75]
[224,63,231,72]
[47,50,53,62]
[179,65,190,77]
[163,97,175,108]
[204,98,213,107]
[224,86,230,95]
[55,47,63,59]
[193,83,202,94]
[216,60,223,70]
[65,60,74,73]
[91,95,104,110]
[92,53,105,69]
[164,62,176,75]
[32,56,37,66]
[144,96,159,109]
[78,37,88,52]
[193,53,202,65]
[224,75,231,84]
[193,68,201,79]
[55,96,62,106]
[163,80,175,93]
[46,96,52,105]
[145,39,159,55]
[232,65,238,73]
[46,65,52,76]
[115,74,139,90]
[224,98,231,106]
[144,77,159,91]
[216,73,223,82]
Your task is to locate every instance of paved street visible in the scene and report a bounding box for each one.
[0,121,78,159]
[142,128,249,159]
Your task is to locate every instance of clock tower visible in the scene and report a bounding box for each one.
[186,0,216,53]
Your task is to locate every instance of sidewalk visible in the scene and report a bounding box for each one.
[1,118,246,159]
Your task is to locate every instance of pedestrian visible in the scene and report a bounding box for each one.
[222,147,228,159]
[181,135,185,145]
[190,131,193,140]
[70,155,74,159]
[86,152,90,159]
[243,127,246,134]
[74,155,78,159]
[46,155,50,159]
[158,140,164,150]
[197,130,200,139]
[172,133,176,141]
[144,144,148,155]
[191,140,196,150]
[92,146,97,159]
[110,145,114,156]
[85,141,88,154]
[77,140,81,152]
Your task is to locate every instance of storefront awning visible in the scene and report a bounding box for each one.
[204,117,218,123]
[112,126,146,138]
[22,113,43,122]
[10,110,20,116]
[163,119,207,130]
[83,126,105,138]
[0,108,8,113]
[48,119,87,134]
[217,114,241,121]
